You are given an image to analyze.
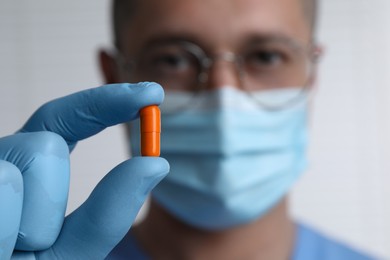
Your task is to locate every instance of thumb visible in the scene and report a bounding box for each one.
[38,157,169,259]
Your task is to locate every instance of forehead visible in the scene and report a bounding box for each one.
[121,0,310,53]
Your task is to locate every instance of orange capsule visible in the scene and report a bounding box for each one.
[140,105,161,157]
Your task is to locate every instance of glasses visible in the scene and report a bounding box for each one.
[115,40,319,110]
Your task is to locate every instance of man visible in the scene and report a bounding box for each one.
[103,0,376,259]
[0,0,377,259]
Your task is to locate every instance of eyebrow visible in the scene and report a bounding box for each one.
[142,34,205,49]
[246,33,308,50]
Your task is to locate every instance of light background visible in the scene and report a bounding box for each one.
[0,1,389,258]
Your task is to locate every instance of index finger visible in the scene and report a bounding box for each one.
[19,82,164,150]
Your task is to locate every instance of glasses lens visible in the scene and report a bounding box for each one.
[240,40,312,108]
[133,43,203,91]
[126,42,207,113]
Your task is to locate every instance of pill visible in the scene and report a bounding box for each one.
[140,105,161,157]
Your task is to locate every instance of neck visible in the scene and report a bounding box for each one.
[133,197,295,260]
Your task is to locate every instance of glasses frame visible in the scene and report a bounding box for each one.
[113,40,321,111]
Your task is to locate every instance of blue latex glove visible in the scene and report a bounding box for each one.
[0,83,169,259]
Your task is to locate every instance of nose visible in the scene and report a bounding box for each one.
[204,53,241,90]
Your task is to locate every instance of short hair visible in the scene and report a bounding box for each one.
[112,0,138,49]
[303,0,318,35]
[112,0,318,48]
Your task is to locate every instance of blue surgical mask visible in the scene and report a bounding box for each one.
[128,87,308,230]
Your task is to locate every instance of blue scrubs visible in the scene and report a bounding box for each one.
[291,223,377,260]
[107,223,378,259]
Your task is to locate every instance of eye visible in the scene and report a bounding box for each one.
[246,50,285,69]
[151,52,192,72]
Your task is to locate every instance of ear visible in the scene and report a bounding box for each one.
[98,49,133,152]
[98,49,121,84]
[307,44,324,89]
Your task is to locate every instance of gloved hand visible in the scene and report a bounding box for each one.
[0,82,169,259]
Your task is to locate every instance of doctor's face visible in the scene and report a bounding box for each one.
[115,0,314,90]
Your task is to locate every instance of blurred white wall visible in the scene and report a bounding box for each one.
[0,1,389,258]
[290,1,390,258]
